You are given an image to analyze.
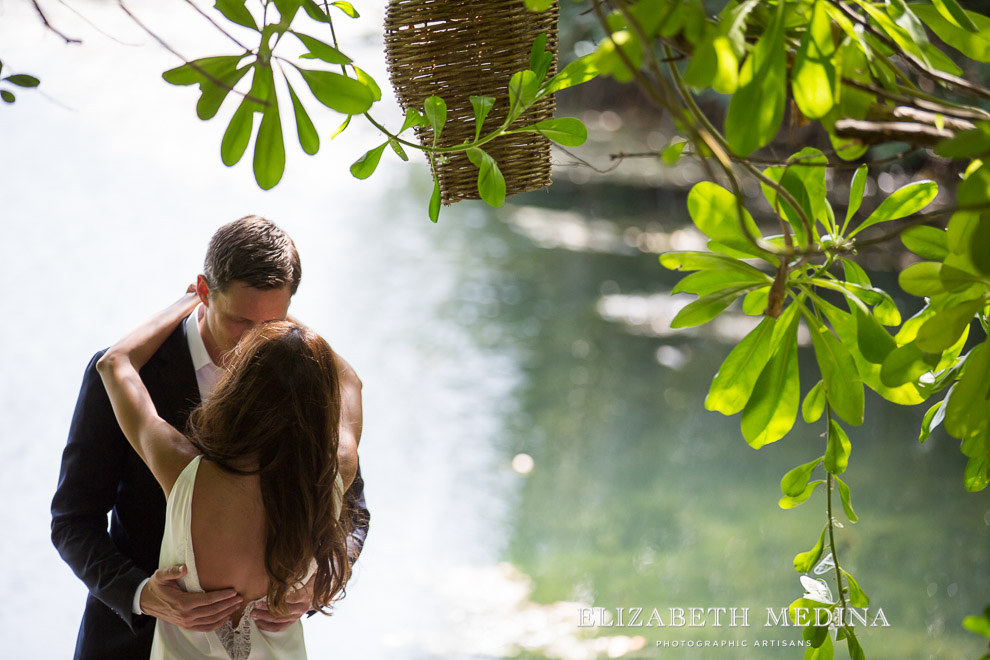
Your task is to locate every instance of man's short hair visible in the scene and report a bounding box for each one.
[203,215,302,295]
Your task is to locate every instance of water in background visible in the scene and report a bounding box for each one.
[0,2,986,658]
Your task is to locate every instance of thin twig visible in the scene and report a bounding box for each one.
[180,0,253,51]
[32,0,81,44]
[54,0,138,45]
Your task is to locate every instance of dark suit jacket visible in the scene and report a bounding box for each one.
[51,320,370,660]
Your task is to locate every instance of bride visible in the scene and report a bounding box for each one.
[96,291,357,660]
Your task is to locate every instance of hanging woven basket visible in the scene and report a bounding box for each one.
[385,0,560,205]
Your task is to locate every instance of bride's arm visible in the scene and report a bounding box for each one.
[96,292,201,497]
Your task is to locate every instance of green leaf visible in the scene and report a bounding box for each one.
[845,628,866,660]
[806,316,864,425]
[163,55,243,86]
[673,268,768,297]
[529,33,553,83]
[919,400,942,443]
[779,480,824,509]
[856,306,896,364]
[3,74,40,87]
[428,172,441,223]
[670,286,750,329]
[525,0,554,11]
[916,297,986,353]
[912,3,990,61]
[851,180,938,236]
[286,80,318,155]
[399,107,428,133]
[802,380,827,423]
[221,97,254,166]
[964,455,989,491]
[743,287,770,315]
[935,122,990,160]
[968,213,990,276]
[687,182,768,259]
[805,632,834,659]
[300,0,334,23]
[661,140,688,164]
[724,0,786,155]
[293,32,352,65]
[659,251,768,276]
[945,341,990,440]
[706,316,777,415]
[962,613,990,637]
[781,457,823,497]
[469,95,495,141]
[214,0,258,30]
[930,0,979,31]
[296,67,375,115]
[330,114,350,139]
[761,147,828,248]
[331,1,359,18]
[542,53,599,94]
[741,311,800,448]
[959,162,990,207]
[424,95,446,141]
[840,258,871,289]
[844,165,868,230]
[901,225,949,261]
[466,147,506,207]
[835,475,859,522]
[198,63,252,121]
[841,569,870,607]
[508,70,539,122]
[0,90,14,103]
[353,67,381,102]
[515,117,587,146]
[880,342,933,387]
[253,97,285,191]
[794,524,828,572]
[825,418,851,474]
[899,261,946,297]
[791,0,835,120]
[350,142,387,180]
[389,138,408,161]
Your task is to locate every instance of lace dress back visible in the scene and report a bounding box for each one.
[149,455,343,660]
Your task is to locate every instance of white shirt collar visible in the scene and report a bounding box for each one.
[185,303,217,372]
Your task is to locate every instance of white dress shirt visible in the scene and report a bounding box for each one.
[132,303,222,614]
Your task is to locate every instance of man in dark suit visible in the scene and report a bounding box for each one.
[51,216,370,659]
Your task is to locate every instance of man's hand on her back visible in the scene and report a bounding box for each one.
[251,577,315,632]
[140,565,244,632]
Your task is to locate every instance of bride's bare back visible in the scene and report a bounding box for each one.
[191,460,270,621]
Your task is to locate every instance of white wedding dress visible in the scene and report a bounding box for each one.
[150,455,343,660]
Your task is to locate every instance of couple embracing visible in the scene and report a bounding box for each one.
[51,216,371,659]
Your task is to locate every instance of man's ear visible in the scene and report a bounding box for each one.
[196,275,211,307]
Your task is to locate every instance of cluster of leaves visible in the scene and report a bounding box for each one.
[0,59,40,105]
[900,121,990,492]
[350,33,591,222]
[659,146,947,656]
[162,2,594,220]
[162,0,377,189]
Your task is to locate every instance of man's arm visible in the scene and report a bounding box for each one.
[51,351,153,632]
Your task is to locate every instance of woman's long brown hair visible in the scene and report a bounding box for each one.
[186,321,351,617]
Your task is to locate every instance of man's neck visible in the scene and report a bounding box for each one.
[197,306,225,367]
